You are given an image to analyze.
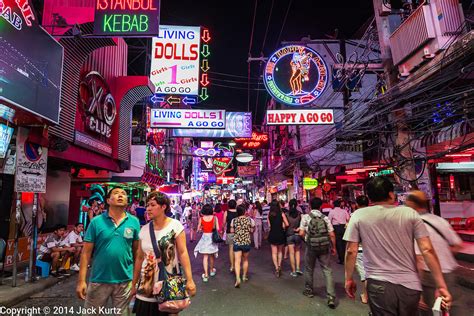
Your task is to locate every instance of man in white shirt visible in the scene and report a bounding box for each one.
[61,222,84,271]
[406,190,463,315]
[328,200,350,264]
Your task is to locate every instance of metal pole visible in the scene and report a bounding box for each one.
[12,192,21,287]
[29,193,38,282]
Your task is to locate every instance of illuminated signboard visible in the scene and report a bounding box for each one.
[303,178,319,190]
[263,45,329,106]
[150,25,201,95]
[93,0,160,36]
[0,123,14,159]
[172,112,252,138]
[235,132,269,149]
[266,109,334,125]
[0,0,63,124]
[150,109,225,129]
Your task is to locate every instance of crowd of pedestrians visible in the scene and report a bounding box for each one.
[68,175,462,315]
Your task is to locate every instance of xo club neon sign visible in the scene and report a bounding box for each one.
[263,45,328,106]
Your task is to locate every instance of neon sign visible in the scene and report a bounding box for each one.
[235,132,269,149]
[0,0,35,30]
[263,45,328,106]
[93,0,160,36]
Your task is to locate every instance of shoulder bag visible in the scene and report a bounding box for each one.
[212,216,224,243]
[149,222,191,313]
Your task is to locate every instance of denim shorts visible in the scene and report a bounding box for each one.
[233,244,251,253]
[286,234,302,245]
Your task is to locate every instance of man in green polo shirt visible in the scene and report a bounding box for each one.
[76,187,140,316]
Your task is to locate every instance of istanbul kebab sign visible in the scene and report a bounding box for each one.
[266,109,334,125]
[150,109,226,129]
[94,0,160,36]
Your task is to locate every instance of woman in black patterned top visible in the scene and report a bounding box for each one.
[230,204,255,288]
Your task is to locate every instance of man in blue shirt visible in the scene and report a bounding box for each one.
[76,187,140,315]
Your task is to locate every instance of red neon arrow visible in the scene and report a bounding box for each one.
[201,29,211,43]
[200,73,210,87]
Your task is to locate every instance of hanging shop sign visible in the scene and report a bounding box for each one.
[303,178,319,190]
[0,0,63,124]
[93,0,160,36]
[75,71,116,156]
[0,123,14,159]
[238,165,257,177]
[15,128,47,193]
[150,109,225,129]
[322,182,332,192]
[150,25,201,95]
[277,180,288,192]
[235,132,269,149]
[172,112,252,138]
[216,176,235,185]
[369,169,394,177]
[263,45,328,106]
[266,109,334,125]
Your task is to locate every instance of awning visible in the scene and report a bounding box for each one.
[314,165,344,179]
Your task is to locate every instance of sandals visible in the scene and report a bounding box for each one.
[201,274,209,282]
[210,268,217,277]
[242,276,249,282]
[234,277,241,288]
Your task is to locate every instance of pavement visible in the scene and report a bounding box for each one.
[1,234,474,316]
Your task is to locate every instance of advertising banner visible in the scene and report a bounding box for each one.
[0,123,14,159]
[172,112,252,138]
[150,109,225,129]
[0,0,63,124]
[150,25,201,95]
[266,109,334,125]
[238,165,257,177]
[15,128,48,193]
[94,0,160,36]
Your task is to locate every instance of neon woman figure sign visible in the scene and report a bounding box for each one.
[263,45,329,106]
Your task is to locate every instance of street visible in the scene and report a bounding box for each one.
[9,233,474,316]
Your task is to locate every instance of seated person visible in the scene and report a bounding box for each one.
[60,222,84,272]
[37,224,75,278]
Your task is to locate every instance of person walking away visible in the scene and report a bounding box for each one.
[405,190,463,316]
[223,199,239,272]
[189,204,199,243]
[353,195,369,304]
[261,200,271,239]
[299,197,337,309]
[328,200,350,264]
[60,222,84,272]
[280,200,290,260]
[38,224,74,278]
[286,199,303,277]
[231,204,255,288]
[132,192,196,315]
[76,187,141,315]
[183,203,192,228]
[252,201,264,249]
[194,204,219,282]
[135,201,147,226]
[344,177,452,315]
[267,201,289,277]
[214,203,225,236]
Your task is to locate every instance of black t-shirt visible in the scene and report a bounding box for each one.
[226,210,238,232]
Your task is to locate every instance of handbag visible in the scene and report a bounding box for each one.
[212,216,224,243]
[149,222,191,313]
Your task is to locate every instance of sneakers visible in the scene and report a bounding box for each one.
[290,272,298,278]
[303,288,314,298]
[201,274,209,282]
[210,268,216,277]
[327,297,336,309]
[70,264,80,272]
[50,271,64,279]
[296,270,303,276]
[58,269,71,276]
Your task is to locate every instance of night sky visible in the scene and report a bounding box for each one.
[158,0,374,124]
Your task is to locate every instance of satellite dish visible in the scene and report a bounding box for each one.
[236,153,253,163]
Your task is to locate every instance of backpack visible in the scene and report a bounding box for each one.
[307,213,330,253]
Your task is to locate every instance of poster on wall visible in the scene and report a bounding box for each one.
[15,128,48,193]
[150,25,201,95]
[150,109,225,129]
[0,0,63,124]
[94,0,160,36]
[263,45,328,106]
[172,112,252,138]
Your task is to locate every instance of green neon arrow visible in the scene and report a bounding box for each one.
[200,87,209,101]
[201,45,210,58]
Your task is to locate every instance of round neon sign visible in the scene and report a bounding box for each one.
[263,45,329,106]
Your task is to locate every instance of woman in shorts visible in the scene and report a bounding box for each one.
[286,199,303,277]
[230,204,255,288]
